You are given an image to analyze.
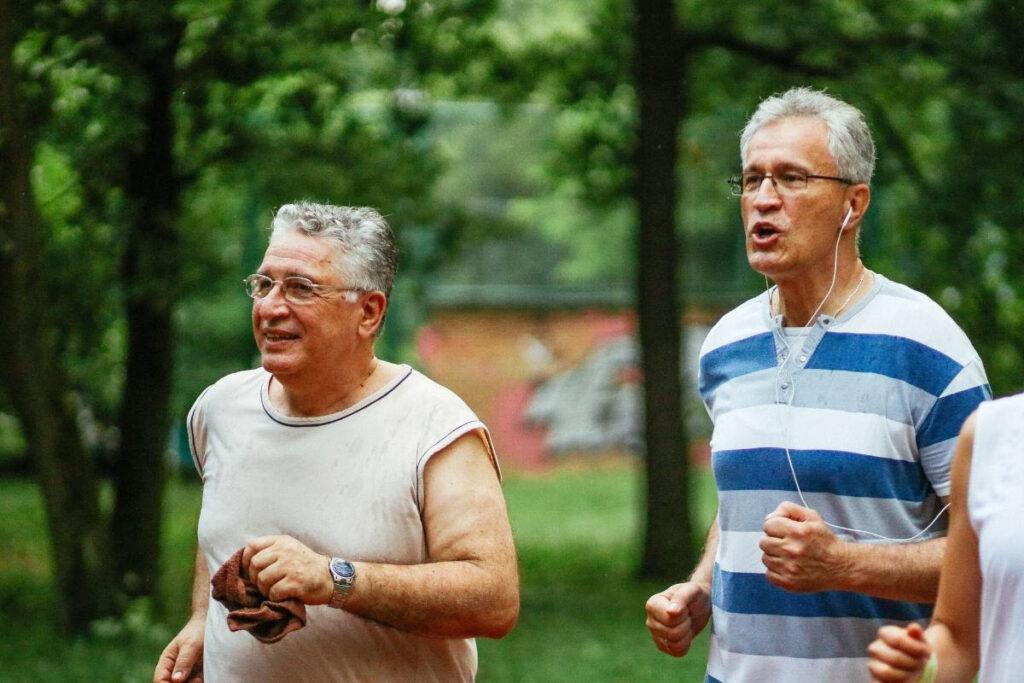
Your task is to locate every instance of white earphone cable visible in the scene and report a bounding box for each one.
[766,221,948,542]
[779,373,950,542]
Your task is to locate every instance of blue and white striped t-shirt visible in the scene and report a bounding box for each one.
[699,273,990,682]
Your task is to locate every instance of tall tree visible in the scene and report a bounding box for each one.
[0,0,113,632]
[633,0,694,577]
[31,0,196,612]
[105,4,187,597]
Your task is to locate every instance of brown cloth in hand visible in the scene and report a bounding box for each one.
[210,548,307,643]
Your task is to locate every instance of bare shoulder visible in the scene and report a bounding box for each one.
[421,430,512,563]
[424,429,501,489]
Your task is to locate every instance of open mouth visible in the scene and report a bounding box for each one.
[753,224,778,239]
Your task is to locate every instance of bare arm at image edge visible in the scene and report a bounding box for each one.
[868,415,982,682]
[154,546,209,682]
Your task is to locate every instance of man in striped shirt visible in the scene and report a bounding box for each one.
[645,87,989,681]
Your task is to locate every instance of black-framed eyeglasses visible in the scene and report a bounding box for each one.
[727,171,852,197]
[243,274,362,304]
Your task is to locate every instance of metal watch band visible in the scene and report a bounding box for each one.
[328,557,355,608]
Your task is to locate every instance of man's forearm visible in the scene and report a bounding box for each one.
[688,520,719,590]
[337,558,519,639]
[836,536,945,603]
[190,546,210,619]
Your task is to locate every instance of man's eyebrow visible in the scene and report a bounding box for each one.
[743,161,809,173]
[256,269,318,280]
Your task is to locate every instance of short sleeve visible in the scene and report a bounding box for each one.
[918,357,991,496]
[187,385,213,476]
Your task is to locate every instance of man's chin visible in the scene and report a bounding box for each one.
[747,259,780,281]
[260,354,300,377]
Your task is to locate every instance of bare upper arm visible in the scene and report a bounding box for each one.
[421,430,516,568]
[930,411,982,641]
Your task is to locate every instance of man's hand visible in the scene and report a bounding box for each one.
[153,616,205,682]
[241,535,334,605]
[760,501,848,592]
[867,622,932,682]
[645,582,712,658]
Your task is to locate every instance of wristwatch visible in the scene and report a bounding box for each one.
[328,557,356,608]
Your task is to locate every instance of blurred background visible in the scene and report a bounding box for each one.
[1,0,1021,679]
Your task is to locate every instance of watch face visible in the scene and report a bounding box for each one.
[331,559,355,580]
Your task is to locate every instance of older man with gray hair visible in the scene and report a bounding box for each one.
[155,203,518,682]
[645,88,989,681]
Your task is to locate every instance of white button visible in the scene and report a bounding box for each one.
[798,355,807,363]
[780,382,790,389]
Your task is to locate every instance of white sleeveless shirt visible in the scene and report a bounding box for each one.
[188,365,497,682]
[969,394,1024,683]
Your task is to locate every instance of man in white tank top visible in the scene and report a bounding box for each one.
[154,203,519,682]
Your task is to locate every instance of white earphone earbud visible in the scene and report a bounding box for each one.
[840,207,854,231]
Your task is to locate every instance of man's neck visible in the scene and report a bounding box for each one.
[270,355,392,417]
[772,260,869,327]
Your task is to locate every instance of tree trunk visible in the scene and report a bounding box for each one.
[110,15,185,598]
[633,0,695,580]
[0,0,113,633]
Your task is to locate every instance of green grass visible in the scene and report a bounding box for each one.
[0,464,713,681]
[0,476,203,682]
[479,463,713,681]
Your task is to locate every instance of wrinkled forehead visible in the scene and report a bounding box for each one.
[260,230,341,279]
[743,117,833,171]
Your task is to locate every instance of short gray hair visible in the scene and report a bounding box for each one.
[269,202,398,299]
[740,87,876,186]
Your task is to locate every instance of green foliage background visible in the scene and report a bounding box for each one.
[3,0,1021,452]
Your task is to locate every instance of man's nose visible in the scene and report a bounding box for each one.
[256,283,291,312]
[751,176,782,207]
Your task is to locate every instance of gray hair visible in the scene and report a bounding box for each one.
[740,87,876,186]
[269,202,398,299]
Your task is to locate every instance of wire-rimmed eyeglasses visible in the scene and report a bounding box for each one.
[243,273,362,304]
[727,170,852,197]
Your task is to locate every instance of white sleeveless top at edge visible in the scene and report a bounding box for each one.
[970,394,1024,683]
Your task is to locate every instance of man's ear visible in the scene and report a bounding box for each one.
[358,291,387,338]
[842,184,871,230]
